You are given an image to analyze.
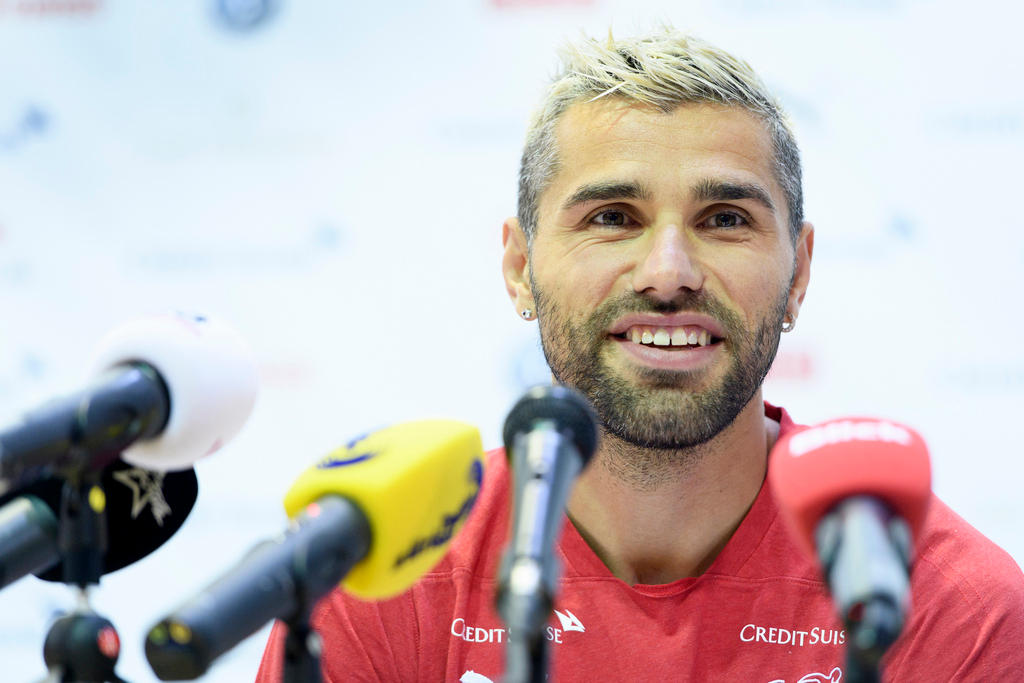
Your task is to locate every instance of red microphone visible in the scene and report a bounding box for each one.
[769,418,932,681]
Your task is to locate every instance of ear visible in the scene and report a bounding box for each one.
[787,221,814,318]
[502,217,534,315]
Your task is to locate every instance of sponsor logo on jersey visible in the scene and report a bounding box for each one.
[768,666,843,683]
[460,664,841,683]
[740,623,846,647]
[451,619,508,644]
[553,609,585,633]
[450,608,584,647]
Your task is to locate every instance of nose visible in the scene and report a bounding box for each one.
[631,223,704,300]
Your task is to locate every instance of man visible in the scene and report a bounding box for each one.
[258,28,1024,681]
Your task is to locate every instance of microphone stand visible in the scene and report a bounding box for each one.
[42,588,128,683]
[40,467,128,683]
[498,558,552,683]
[57,467,107,588]
[843,595,903,683]
[275,495,379,683]
[503,625,547,683]
[282,609,323,683]
[817,497,911,683]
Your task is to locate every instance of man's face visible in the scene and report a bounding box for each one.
[504,99,812,449]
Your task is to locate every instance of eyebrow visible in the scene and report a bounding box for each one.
[692,178,776,213]
[561,181,652,211]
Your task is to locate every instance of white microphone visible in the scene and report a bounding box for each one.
[0,312,258,489]
[89,312,258,471]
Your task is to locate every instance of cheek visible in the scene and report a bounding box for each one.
[710,254,791,318]
[534,251,624,307]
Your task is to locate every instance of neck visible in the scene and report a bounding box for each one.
[566,392,779,585]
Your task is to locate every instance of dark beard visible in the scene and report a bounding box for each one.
[532,286,787,451]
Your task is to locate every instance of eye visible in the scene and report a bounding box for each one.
[588,208,635,228]
[702,211,748,229]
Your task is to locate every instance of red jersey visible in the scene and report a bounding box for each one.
[256,405,1024,682]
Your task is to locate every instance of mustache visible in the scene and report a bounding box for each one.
[589,290,739,331]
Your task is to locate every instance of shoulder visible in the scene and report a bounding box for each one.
[768,405,1024,677]
[884,495,1024,679]
[911,495,1024,610]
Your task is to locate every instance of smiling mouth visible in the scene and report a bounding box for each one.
[610,325,723,349]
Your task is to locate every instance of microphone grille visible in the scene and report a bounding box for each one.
[769,417,932,558]
[503,385,598,463]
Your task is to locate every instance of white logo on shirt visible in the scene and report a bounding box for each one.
[450,611,585,647]
[740,623,845,647]
[553,609,585,633]
[460,671,495,683]
[769,666,842,683]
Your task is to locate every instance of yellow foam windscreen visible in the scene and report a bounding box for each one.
[283,420,484,600]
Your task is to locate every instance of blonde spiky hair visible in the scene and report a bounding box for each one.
[517,27,803,243]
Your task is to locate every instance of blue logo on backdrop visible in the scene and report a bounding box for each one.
[945,365,1024,392]
[214,0,278,32]
[312,224,345,251]
[0,352,48,402]
[0,106,50,153]
[887,214,915,242]
[136,225,346,275]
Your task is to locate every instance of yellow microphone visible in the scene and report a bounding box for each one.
[284,419,483,598]
[145,419,483,681]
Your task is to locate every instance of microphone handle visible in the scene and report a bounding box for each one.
[0,363,169,488]
[146,495,370,681]
[497,426,584,683]
[0,495,59,590]
[506,426,583,590]
[816,496,912,676]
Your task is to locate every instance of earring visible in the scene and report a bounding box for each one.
[520,308,535,321]
[781,313,795,333]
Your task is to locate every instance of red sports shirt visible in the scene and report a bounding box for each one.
[257,405,1024,682]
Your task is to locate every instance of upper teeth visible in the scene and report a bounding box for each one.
[628,326,711,347]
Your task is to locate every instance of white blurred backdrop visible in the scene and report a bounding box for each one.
[1,0,1022,680]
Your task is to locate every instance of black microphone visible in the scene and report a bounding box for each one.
[0,312,258,493]
[0,494,59,588]
[147,496,369,681]
[496,385,598,683]
[145,420,484,681]
[0,458,198,590]
[0,363,169,489]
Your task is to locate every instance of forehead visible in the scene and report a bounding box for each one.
[541,98,782,214]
